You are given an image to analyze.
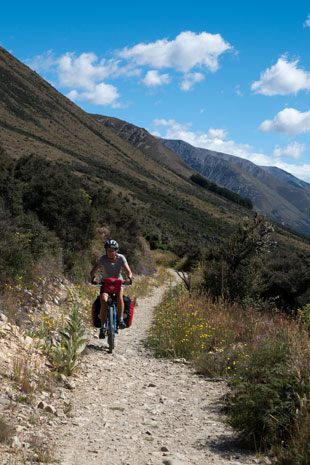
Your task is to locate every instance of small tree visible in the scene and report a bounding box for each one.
[204,214,275,301]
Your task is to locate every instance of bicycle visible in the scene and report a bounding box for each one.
[99,277,127,354]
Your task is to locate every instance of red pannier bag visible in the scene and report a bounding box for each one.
[123,295,134,327]
[92,296,101,328]
[91,288,134,329]
[103,277,122,293]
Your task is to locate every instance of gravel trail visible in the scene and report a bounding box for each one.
[55,280,262,465]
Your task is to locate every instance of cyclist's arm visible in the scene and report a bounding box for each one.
[90,263,100,282]
[124,263,133,284]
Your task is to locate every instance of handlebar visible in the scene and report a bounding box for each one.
[90,277,132,286]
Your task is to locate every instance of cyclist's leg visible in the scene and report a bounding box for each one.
[100,292,108,325]
[116,287,125,320]
[117,287,127,328]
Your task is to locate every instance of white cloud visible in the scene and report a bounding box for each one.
[29,50,121,107]
[67,82,120,107]
[207,128,227,140]
[303,13,310,28]
[28,30,233,102]
[141,70,170,87]
[66,90,78,100]
[251,55,310,95]
[273,141,305,160]
[234,84,242,96]
[57,52,119,90]
[152,118,310,182]
[180,72,204,91]
[153,119,253,156]
[26,50,57,71]
[259,108,310,134]
[119,31,232,73]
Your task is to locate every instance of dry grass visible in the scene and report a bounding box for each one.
[0,417,13,443]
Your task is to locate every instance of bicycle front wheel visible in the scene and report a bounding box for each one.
[107,305,115,353]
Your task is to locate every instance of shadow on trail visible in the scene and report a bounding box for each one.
[86,343,108,352]
[194,435,254,461]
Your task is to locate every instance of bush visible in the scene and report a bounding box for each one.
[14,155,97,252]
[203,215,275,302]
[0,204,60,285]
[259,246,310,311]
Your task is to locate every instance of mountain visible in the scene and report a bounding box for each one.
[158,138,310,237]
[92,115,195,179]
[262,166,310,191]
[0,45,257,254]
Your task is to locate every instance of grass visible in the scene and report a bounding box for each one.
[146,283,310,464]
[12,355,35,396]
[0,417,12,443]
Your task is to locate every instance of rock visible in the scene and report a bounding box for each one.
[15,425,26,433]
[45,404,56,414]
[163,459,190,465]
[161,446,169,452]
[11,436,22,449]
[0,312,8,322]
[0,397,9,405]
[37,401,56,414]
[23,335,34,347]
[60,374,76,389]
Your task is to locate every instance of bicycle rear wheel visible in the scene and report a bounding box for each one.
[107,305,115,353]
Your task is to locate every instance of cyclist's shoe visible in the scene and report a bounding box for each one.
[118,318,127,330]
[99,325,106,339]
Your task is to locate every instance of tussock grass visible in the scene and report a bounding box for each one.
[0,417,12,443]
[147,284,310,464]
[12,355,35,396]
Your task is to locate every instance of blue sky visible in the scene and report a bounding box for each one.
[1,0,310,181]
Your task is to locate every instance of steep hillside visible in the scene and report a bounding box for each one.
[0,46,253,253]
[159,138,310,237]
[92,114,194,178]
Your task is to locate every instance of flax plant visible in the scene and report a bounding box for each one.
[50,297,88,376]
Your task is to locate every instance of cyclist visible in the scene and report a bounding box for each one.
[90,239,133,339]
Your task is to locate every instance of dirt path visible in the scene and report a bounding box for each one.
[54,280,262,465]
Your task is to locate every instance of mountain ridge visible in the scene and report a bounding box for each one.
[158,138,310,237]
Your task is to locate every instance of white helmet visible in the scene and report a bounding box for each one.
[104,239,119,249]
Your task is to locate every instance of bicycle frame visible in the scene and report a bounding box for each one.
[103,278,123,353]
[106,295,118,331]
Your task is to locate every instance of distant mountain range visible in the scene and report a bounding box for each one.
[158,139,310,237]
[94,115,310,237]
